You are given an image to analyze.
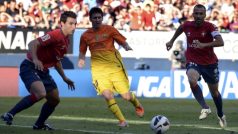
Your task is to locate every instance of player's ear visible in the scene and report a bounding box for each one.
[60,21,63,27]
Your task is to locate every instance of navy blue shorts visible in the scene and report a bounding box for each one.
[19,59,57,93]
[186,62,219,84]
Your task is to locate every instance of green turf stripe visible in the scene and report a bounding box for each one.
[18,115,238,133]
[0,124,134,134]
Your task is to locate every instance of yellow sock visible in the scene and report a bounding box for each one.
[130,92,140,107]
[107,99,125,121]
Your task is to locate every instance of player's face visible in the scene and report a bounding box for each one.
[192,7,206,26]
[61,17,77,35]
[90,13,103,29]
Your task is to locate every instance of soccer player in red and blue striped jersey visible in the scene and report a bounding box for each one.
[1,11,77,130]
[166,4,226,128]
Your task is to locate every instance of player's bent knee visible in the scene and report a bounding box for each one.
[188,80,197,88]
[47,98,60,106]
[210,90,219,97]
[104,95,114,100]
[121,95,131,101]
[35,92,47,100]
[102,90,114,100]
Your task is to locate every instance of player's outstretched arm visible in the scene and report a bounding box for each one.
[55,61,75,90]
[78,53,86,68]
[166,25,183,51]
[121,42,133,51]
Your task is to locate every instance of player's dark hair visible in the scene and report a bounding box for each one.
[89,7,103,18]
[194,4,206,11]
[60,11,77,23]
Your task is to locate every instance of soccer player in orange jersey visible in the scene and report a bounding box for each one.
[78,7,144,127]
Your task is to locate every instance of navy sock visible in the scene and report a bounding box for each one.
[212,92,223,117]
[191,85,209,109]
[9,94,38,116]
[35,102,56,126]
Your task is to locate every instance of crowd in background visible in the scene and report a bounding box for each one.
[0,0,238,32]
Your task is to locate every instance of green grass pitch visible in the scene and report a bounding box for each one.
[0,97,237,134]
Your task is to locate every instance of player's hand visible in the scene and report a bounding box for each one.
[193,40,205,48]
[33,59,44,71]
[166,41,173,51]
[123,44,133,51]
[63,77,75,90]
[78,59,85,68]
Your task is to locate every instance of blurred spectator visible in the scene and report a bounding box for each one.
[16,0,32,11]
[220,0,234,17]
[230,10,238,33]
[76,3,90,28]
[102,3,113,25]
[171,6,182,29]
[8,14,27,28]
[179,5,192,24]
[220,14,230,33]
[61,0,80,10]
[233,0,238,10]
[6,0,19,17]
[83,0,97,9]
[0,0,237,33]
[129,5,143,30]
[208,9,220,26]
[173,0,185,10]
[155,6,172,31]
[0,12,12,28]
[114,7,130,31]
[49,6,61,29]
[23,15,35,28]
[28,1,42,18]
[130,0,143,8]
[141,3,156,31]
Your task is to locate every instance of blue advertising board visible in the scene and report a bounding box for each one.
[19,70,238,99]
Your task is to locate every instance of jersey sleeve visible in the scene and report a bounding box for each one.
[110,26,126,45]
[37,30,57,46]
[79,34,88,55]
[180,21,187,31]
[209,23,220,37]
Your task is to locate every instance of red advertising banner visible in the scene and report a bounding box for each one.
[0,67,18,96]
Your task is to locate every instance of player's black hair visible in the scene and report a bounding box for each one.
[194,4,206,11]
[60,11,77,23]
[89,7,103,18]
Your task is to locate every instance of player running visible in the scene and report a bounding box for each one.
[166,4,226,128]
[78,7,144,127]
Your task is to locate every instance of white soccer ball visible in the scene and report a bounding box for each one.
[150,115,170,134]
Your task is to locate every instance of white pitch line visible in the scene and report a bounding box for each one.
[0,124,133,134]
[8,115,238,133]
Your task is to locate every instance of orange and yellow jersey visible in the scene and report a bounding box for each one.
[80,25,127,75]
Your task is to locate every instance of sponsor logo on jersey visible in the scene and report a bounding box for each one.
[41,34,50,42]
